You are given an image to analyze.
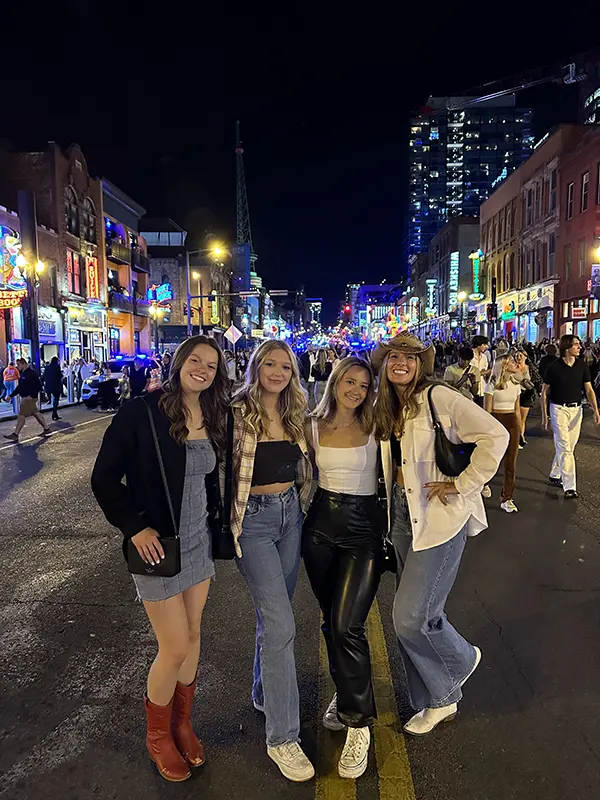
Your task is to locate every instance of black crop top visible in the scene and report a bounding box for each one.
[391,433,402,464]
[251,441,301,487]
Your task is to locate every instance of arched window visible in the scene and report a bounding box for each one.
[64,186,79,236]
[509,252,516,289]
[82,198,96,243]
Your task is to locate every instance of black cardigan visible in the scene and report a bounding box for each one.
[91,391,221,557]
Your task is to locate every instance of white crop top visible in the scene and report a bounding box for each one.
[311,418,378,495]
[484,379,521,412]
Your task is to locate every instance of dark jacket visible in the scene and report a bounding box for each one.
[538,353,558,382]
[91,390,221,558]
[44,362,63,395]
[11,367,42,399]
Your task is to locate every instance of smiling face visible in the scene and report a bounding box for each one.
[515,351,526,367]
[335,365,370,412]
[179,343,218,394]
[258,347,293,395]
[386,350,419,388]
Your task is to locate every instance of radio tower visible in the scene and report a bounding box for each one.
[235,120,257,266]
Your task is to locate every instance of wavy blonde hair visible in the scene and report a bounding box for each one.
[233,340,307,442]
[374,352,438,440]
[314,356,375,434]
[489,354,518,391]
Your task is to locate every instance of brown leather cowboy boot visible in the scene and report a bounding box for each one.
[172,679,206,767]
[144,694,191,782]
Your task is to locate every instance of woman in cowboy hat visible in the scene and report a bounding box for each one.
[372,331,508,735]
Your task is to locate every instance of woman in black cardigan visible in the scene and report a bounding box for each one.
[92,335,229,783]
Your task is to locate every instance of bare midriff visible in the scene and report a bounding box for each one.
[395,467,404,488]
[250,481,295,495]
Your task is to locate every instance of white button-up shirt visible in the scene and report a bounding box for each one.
[381,385,509,551]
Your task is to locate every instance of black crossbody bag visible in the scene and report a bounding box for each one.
[377,447,397,574]
[127,402,181,577]
[428,386,476,478]
[208,410,236,560]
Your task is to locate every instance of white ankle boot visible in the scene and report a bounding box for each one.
[403,704,458,735]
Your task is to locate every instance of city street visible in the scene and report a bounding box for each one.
[1,405,600,800]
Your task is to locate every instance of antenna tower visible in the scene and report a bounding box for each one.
[235,121,257,265]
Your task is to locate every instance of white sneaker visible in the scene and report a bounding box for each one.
[461,646,482,687]
[267,741,315,782]
[338,726,370,779]
[481,485,492,498]
[500,499,518,513]
[403,704,458,736]
[322,692,345,731]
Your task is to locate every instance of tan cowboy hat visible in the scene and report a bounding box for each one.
[371,331,435,376]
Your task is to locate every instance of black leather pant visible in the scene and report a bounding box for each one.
[302,488,382,727]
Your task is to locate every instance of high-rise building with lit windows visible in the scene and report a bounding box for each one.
[409,95,533,257]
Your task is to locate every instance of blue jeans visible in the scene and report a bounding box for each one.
[235,485,303,747]
[391,485,477,711]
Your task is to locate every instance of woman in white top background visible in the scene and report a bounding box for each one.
[484,353,522,513]
[373,332,508,736]
[303,357,380,780]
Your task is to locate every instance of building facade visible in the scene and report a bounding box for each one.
[409,96,533,258]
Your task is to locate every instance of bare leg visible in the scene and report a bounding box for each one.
[520,407,530,438]
[144,594,190,705]
[14,416,26,436]
[33,413,48,430]
[178,579,211,686]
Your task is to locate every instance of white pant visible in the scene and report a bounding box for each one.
[549,403,583,492]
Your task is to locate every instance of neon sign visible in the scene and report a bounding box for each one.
[86,256,99,300]
[425,279,438,316]
[449,252,459,309]
[470,248,483,297]
[0,288,27,309]
[148,282,174,304]
[0,225,27,291]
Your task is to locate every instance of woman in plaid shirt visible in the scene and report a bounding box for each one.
[230,340,315,783]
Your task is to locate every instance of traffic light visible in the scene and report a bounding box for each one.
[344,304,351,314]
[486,303,498,322]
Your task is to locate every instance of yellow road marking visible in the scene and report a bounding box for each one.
[316,634,356,800]
[367,600,416,800]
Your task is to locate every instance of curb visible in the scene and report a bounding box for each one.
[0,401,80,424]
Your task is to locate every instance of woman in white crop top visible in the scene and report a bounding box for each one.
[303,357,380,779]
[484,352,522,513]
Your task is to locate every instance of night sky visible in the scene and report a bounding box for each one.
[4,7,599,322]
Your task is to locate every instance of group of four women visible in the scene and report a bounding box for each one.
[92,332,509,784]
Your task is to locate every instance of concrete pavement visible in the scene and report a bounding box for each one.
[1,404,600,800]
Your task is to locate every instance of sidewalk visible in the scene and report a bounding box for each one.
[0,395,78,422]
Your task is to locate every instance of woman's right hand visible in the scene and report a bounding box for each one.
[131,527,165,565]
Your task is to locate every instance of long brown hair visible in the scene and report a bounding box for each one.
[233,340,306,442]
[314,356,375,434]
[159,336,229,452]
[374,352,438,440]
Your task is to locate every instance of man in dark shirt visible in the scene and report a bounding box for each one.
[129,356,150,399]
[538,343,558,381]
[3,358,52,443]
[541,335,600,498]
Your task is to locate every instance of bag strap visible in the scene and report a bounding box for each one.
[144,401,178,537]
[427,386,442,430]
[223,410,235,529]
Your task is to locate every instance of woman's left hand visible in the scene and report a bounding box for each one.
[424,481,458,505]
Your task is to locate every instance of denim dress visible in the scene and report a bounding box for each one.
[133,439,216,602]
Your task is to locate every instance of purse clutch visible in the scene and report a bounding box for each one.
[427,386,475,478]
[126,402,181,577]
[208,409,236,560]
[377,447,397,574]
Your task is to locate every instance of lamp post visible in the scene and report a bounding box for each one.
[191,271,204,333]
[186,244,226,337]
[149,303,164,354]
[457,291,468,340]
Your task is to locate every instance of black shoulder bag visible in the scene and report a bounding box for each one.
[427,386,476,478]
[208,410,236,560]
[126,403,181,577]
[377,446,397,574]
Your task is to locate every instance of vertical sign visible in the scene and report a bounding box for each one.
[449,251,459,309]
[86,256,99,300]
[425,279,438,316]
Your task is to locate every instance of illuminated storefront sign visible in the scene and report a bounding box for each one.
[0,225,28,309]
[0,288,27,309]
[448,251,459,308]
[469,249,484,299]
[148,282,174,304]
[86,256,100,300]
[501,300,516,321]
[425,279,438,316]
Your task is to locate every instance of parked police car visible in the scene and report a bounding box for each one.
[81,358,136,408]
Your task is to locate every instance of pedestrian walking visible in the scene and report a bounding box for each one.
[538,343,558,382]
[541,334,600,499]
[484,353,522,512]
[91,336,229,783]
[3,359,52,442]
[311,348,332,409]
[130,355,150,398]
[470,335,492,406]
[2,361,20,402]
[43,356,63,421]
[303,357,379,779]
[443,346,480,400]
[513,349,535,447]
[161,351,172,383]
[119,366,131,404]
[372,332,508,735]
[230,340,315,783]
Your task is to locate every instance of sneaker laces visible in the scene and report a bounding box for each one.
[280,741,304,762]
[342,728,368,761]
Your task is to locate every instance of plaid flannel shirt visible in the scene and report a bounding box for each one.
[229,399,313,557]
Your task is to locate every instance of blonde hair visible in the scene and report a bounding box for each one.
[233,340,307,443]
[313,357,375,434]
[490,354,517,390]
[374,352,438,440]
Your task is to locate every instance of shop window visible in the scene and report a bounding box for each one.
[109,328,120,357]
[66,249,82,295]
[578,238,586,277]
[82,198,96,243]
[581,172,589,213]
[64,186,79,236]
[593,318,600,340]
[566,182,574,219]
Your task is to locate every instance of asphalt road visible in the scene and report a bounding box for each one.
[1,403,600,800]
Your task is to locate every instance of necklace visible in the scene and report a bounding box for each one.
[330,417,357,431]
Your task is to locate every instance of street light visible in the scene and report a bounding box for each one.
[191,270,203,329]
[185,243,228,337]
[595,244,600,262]
[149,304,164,353]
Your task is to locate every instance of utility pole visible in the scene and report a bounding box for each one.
[17,190,41,370]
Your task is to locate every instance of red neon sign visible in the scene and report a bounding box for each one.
[0,288,27,310]
[86,256,99,300]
